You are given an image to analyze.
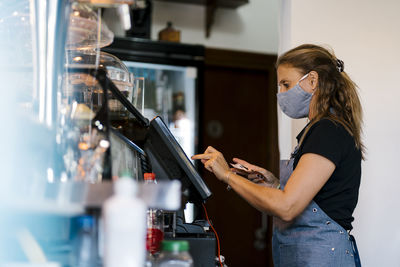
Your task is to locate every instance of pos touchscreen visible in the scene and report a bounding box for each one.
[143,116,212,204]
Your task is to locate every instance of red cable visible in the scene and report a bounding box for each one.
[202,203,224,267]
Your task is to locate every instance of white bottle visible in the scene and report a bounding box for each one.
[103,175,147,267]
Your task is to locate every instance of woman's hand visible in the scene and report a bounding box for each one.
[232,158,279,188]
[191,146,230,183]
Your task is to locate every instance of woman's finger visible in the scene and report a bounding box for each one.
[232,158,253,170]
[191,153,212,160]
[233,158,267,174]
[205,146,218,154]
[204,159,214,172]
[232,157,249,165]
[203,161,212,172]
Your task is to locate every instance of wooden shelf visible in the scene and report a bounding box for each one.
[154,0,249,37]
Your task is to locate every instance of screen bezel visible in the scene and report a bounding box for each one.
[144,116,212,204]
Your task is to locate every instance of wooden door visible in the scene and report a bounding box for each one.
[199,48,279,267]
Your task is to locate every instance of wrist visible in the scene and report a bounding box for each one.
[225,171,233,191]
[225,170,232,184]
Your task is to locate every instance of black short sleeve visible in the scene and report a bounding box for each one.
[292,118,362,230]
[298,119,347,167]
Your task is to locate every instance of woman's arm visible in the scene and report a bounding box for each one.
[230,153,335,221]
[192,147,336,221]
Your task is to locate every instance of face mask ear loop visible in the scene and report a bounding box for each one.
[300,72,317,96]
[301,73,314,119]
[298,73,309,84]
[297,73,310,92]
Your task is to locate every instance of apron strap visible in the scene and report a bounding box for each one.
[349,234,362,267]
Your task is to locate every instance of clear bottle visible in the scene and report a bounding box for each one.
[70,215,98,267]
[144,173,164,256]
[145,251,155,267]
[156,240,193,267]
[103,173,147,267]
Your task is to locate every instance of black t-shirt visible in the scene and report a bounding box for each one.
[293,118,362,230]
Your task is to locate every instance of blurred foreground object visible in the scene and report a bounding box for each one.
[103,176,147,267]
[76,0,135,7]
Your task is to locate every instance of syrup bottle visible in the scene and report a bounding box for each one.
[144,173,164,256]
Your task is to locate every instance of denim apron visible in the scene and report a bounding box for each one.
[271,152,361,267]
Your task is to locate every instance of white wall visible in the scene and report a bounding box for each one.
[151,0,279,54]
[279,0,400,266]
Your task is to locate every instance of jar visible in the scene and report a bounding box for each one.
[156,240,193,267]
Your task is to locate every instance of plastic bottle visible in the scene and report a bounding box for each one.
[103,173,147,267]
[144,173,164,256]
[70,215,98,267]
[145,251,155,267]
[156,240,194,267]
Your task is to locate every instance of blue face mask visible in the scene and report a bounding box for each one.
[277,73,312,119]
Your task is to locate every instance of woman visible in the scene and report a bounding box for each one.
[192,44,363,267]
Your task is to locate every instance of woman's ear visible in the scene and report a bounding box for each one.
[309,71,319,90]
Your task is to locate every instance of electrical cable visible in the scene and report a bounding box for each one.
[202,203,224,267]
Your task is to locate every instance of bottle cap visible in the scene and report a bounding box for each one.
[77,215,94,229]
[119,170,133,178]
[161,240,189,252]
[144,173,156,181]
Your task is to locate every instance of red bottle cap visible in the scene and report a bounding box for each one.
[144,173,156,181]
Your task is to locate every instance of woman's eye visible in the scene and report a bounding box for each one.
[283,83,290,89]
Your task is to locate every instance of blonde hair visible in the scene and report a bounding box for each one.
[276,44,365,159]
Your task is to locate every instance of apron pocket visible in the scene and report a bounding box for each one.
[279,243,336,267]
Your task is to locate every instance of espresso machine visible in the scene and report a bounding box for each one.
[0,1,215,266]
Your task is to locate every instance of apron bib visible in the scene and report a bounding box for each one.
[272,151,361,267]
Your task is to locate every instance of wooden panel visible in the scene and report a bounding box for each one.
[200,48,278,267]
